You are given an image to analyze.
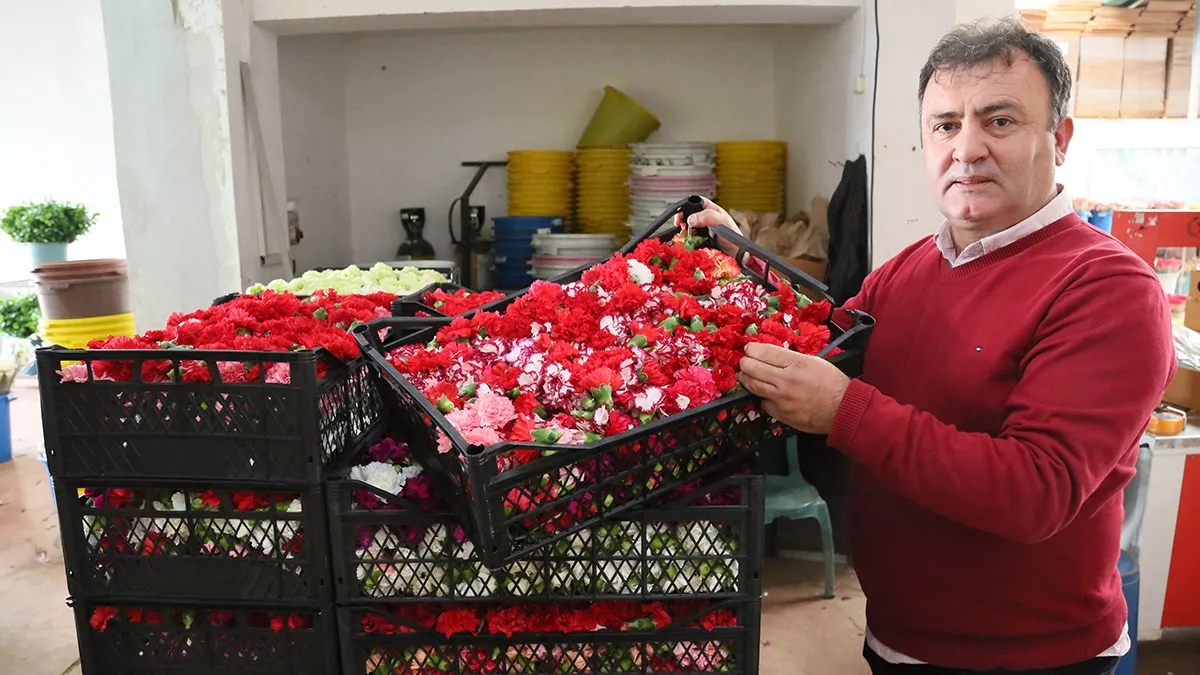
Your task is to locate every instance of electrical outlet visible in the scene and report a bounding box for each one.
[855,74,866,94]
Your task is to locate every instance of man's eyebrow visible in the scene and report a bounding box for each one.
[924,102,1022,123]
[975,102,1021,116]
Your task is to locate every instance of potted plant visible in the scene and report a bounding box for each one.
[0,199,96,265]
[0,293,41,341]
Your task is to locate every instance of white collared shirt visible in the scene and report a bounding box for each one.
[866,184,1132,664]
[933,185,1075,267]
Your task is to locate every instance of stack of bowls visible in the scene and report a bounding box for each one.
[507,150,575,218]
[491,216,564,291]
[529,232,619,280]
[576,148,631,238]
[627,142,716,237]
[715,141,787,214]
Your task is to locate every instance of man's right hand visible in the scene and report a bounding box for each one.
[673,196,742,235]
[672,196,745,257]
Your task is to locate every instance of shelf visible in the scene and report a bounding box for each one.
[254,0,862,35]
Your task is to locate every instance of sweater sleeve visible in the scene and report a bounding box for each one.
[828,264,1176,544]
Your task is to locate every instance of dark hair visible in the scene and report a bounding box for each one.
[918,17,1072,130]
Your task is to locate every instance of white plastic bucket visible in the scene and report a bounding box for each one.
[629,163,716,177]
[630,142,715,166]
[531,233,619,257]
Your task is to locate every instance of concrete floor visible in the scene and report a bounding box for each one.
[1,375,1197,675]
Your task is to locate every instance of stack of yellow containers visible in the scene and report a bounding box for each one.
[40,313,137,350]
[715,141,787,215]
[507,150,575,218]
[575,148,631,239]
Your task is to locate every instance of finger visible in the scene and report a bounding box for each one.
[686,210,734,230]
[739,371,778,397]
[739,356,788,386]
[743,343,803,369]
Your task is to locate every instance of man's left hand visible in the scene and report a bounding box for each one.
[739,343,851,435]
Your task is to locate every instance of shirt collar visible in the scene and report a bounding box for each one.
[934,185,1074,267]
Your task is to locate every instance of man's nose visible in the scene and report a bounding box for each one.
[951,122,989,165]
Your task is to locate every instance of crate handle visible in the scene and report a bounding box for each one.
[621,196,706,252]
[815,309,875,360]
[706,222,834,303]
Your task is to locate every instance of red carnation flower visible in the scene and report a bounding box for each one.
[90,606,117,632]
[436,607,479,638]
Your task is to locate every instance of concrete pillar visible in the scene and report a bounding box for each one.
[99,0,241,330]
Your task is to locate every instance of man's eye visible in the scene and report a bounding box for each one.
[992,118,1013,128]
[935,123,956,133]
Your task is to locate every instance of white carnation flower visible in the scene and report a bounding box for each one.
[627,259,655,285]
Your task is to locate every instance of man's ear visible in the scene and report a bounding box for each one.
[1053,116,1074,167]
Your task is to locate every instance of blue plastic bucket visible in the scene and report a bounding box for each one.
[493,216,564,244]
[0,394,11,464]
[1115,551,1139,675]
[1090,210,1113,234]
[493,267,535,287]
[493,216,564,232]
[492,243,537,258]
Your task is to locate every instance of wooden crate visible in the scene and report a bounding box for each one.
[1075,36,1126,117]
[1165,34,1194,117]
[1121,38,1170,117]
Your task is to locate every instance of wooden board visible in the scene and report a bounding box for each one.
[1076,37,1127,117]
[1166,34,1194,117]
[1147,0,1196,11]
[1046,33,1084,111]
[1121,38,1169,117]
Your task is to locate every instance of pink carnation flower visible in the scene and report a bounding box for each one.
[462,426,501,446]
[473,389,516,428]
[446,407,481,431]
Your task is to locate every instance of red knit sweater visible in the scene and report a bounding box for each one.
[829,214,1175,670]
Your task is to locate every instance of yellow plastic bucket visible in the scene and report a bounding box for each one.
[40,312,137,349]
[578,86,661,149]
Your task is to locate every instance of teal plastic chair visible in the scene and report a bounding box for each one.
[765,435,835,598]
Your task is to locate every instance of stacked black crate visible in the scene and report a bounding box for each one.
[38,345,385,674]
[327,425,765,675]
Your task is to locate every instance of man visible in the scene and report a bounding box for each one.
[684,17,1174,675]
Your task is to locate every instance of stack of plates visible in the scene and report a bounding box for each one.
[715,141,786,215]
[627,142,716,237]
[507,150,575,218]
[576,148,631,238]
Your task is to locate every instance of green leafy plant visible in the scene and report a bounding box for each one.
[0,199,96,244]
[0,293,41,339]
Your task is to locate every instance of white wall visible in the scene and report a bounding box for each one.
[1059,119,1200,204]
[224,0,292,287]
[0,0,125,282]
[278,35,354,272]
[277,1,1026,272]
[100,0,242,330]
[281,25,791,263]
[775,6,874,221]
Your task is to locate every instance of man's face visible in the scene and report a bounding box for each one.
[920,53,1073,238]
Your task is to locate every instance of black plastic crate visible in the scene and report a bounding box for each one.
[327,466,764,604]
[390,282,510,318]
[36,345,384,483]
[352,196,873,568]
[338,598,760,675]
[57,480,332,604]
[71,598,338,675]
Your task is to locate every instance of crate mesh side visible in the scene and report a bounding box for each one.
[65,484,328,602]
